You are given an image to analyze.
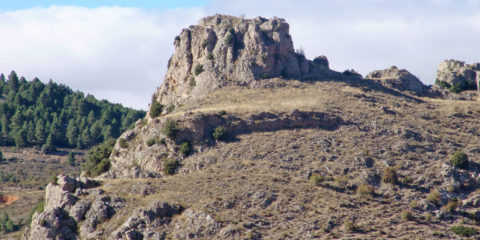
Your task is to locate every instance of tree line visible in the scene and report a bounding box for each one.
[0,71,145,150]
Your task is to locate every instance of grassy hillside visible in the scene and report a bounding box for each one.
[67,78,480,239]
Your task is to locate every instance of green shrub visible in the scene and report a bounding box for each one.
[0,149,3,162]
[212,126,228,141]
[82,139,115,177]
[225,34,234,45]
[158,138,166,145]
[28,200,45,224]
[179,141,192,156]
[401,176,414,185]
[163,159,179,175]
[201,40,208,49]
[427,189,441,206]
[448,82,463,93]
[357,184,375,197]
[442,198,459,213]
[451,150,468,169]
[207,52,214,60]
[343,220,357,232]
[450,225,477,237]
[150,100,163,118]
[400,209,414,221]
[166,105,175,114]
[39,219,47,226]
[410,200,419,209]
[163,119,178,139]
[382,167,398,184]
[435,79,449,89]
[309,173,324,186]
[50,175,58,185]
[67,151,75,166]
[194,64,204,76]
[119,138,128,148]
[334,175,349,189]
[146,138,156,147]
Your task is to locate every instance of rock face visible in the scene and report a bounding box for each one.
[152,14,336,110]
[435,59,480,91]
[23,175,100,240]
[366,66,426,93]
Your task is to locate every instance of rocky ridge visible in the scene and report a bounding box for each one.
[153,14,338,110]
[24,14,480,239]
[436,59,480,92]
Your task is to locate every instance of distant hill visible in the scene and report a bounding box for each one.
[0,71,145,150]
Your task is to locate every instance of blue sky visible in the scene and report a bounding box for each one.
[0,1,479,109]
[0,0,207,11]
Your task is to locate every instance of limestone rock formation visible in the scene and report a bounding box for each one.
[152,14,337,111]
[22,175,99,240]
[366,66,426,93]
[435,59,480,92]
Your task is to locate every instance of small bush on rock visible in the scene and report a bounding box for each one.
[82,138,115,177]
[357,184,375,197]
[179,141,192,156]
[163,159,179,175]
[146,138,156,147]
[400,209,414,221]
[212,126,228,141]
[451,150,468,169]
[450,225,477,237]
[309,173,324,186]
[427,189,441,206]
[343,221,357,232]
[442,198,460,213]
[150,100,163,118]
[163,119,178,139]
[194,64,204,76]
[119,138,128,148]
[382,167,398,184]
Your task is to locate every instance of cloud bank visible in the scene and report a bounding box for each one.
[1,1,479,109]
[0,6,205,109]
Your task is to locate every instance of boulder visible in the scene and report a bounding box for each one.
[435,59,480,92]
[26,208,77,240]
[366,66,426,93]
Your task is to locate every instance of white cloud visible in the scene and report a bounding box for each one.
[1,2,479,110]
[0,6,205,109]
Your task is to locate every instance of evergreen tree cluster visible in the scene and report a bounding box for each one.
[0,213,16,233]
[0,71,145,149]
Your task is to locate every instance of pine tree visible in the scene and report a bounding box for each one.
[4,218,14,233]
[13,123,27,147]
[1,116,7,136]
[68,151,75,166]
[6,71,19,94]
[42,134,55,153]
[66,119,78,147]
[26,121,36,144]
[35,119,46,144]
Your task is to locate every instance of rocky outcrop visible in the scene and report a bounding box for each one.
[22,175,100,240]
[112,201,182,239]
[152,14,338,111]
[366,66,426,94]
[435,59,480,92]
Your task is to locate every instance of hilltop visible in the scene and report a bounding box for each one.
[23,14,480,239]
